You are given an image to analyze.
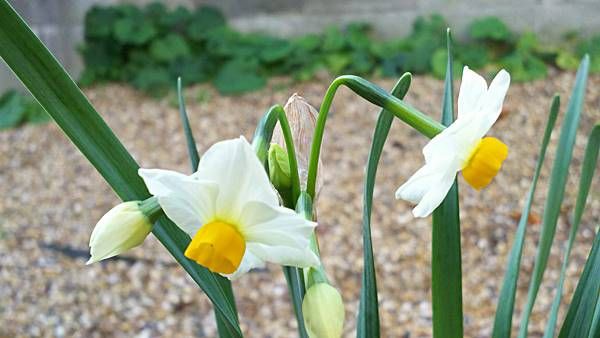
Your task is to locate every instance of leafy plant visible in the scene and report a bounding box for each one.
[469,16,512,42]
[0,90,50,129]
[79,4,600,96]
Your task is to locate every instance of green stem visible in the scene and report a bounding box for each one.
[306,75,444,199]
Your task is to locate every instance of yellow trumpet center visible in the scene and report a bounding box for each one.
[461,137,509,190]
[184,221,245,274]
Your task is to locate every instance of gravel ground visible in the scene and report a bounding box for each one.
[1,71,599,338]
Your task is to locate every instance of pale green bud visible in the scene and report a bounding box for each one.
[268,143,292,190]
[87,199,156,264]
[302,283,345,338]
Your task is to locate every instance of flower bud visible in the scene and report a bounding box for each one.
[302,283,345,338]
[268,143,292,190]
[273,93,323,196]
[87,200,155,264]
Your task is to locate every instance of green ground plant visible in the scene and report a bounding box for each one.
[79,3,600,96]
[0,90,49,129]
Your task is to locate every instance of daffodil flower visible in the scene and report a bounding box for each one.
[139,136,319,279]
[396,67,510,217]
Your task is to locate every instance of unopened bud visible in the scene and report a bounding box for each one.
[273,93,323,196]
[87,198,158,264]
[302,283,345,338]
[268,143,292,190]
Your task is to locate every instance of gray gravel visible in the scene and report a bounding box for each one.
[0,72,599,337]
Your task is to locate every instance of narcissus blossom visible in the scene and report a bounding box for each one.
[139,136,319,279]
[396,67,510,217]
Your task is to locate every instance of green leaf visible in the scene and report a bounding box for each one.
[431,31,463,338]
[322,26,346,52]
[176,78,200,169]
[0,2,242,336]
[491,95,560,338]
[469,16,511,41]
[84,6,119,39]
[24,99,51,124]
[558,228,600,338]
[113,17,156,45]
[431,48,461,79]
[547,124,599,337]
[556,51,581,71]
[357,73,412,338]
[131,67,172,97]
[518,55,590,338]
[213,60,266,95]
[0,90,26,129]
[187,6,226,41]
[149,34,191,62]
[259,39,293,63]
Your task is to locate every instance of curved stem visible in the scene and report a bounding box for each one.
[306,75,445,199]
[274,105,302,205]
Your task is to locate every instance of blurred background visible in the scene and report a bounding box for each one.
[1,0,599,337]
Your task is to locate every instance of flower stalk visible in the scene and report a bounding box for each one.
[306,75,446,199]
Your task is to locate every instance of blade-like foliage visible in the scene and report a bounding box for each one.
[559,228,600,338]
[431,30,463,338]
[555,124,600,338]
[492,95,560,338]
[518,55,590,338]
[177,77,201,169]
[0,1,242,336]
[357,72,412,338]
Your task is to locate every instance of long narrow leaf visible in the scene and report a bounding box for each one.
[518,55,590,338]
[555,124,600,338]
[0,2,242,336]
[431,30,463,338]
[492,95,560,338]
[357,73,412,338]
[558,228,600,338]
[545,124,600,336]
[177,77,200,169]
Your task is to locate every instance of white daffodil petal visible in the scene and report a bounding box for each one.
[457,66,488,119]
[139,168,218,236]
[412,169,458,218]
[247,242,319,268]
[195,136,278,220]
[240,200,317,248]
[395,162,446,204]
[476,69,511,136]
[226,249,266,280]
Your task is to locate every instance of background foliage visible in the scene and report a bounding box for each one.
[79,3,600,97]
[0,90,49,129]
